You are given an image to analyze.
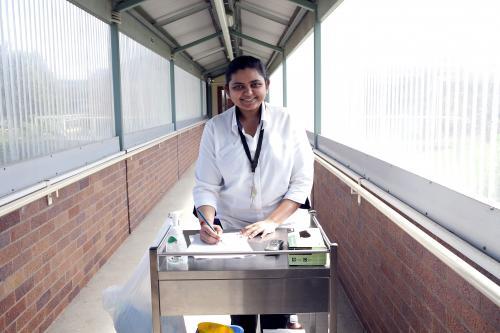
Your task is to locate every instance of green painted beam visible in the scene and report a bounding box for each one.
[170,60,177,130]
[282,56,287,107]
[236,2,289,26]
[287,0,316,11]
[203,63,228,76]
[229,28,283,53]
[313,10,321,148]
[173,32,223,54]
[114,0,147,12]
[154,3,210,27]
[110,23,124,150]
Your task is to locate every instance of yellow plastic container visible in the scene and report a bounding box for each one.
[196,322,234,333]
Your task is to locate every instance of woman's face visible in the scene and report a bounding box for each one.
[226,68,269,113]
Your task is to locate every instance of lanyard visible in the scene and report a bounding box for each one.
[236,108,264,173]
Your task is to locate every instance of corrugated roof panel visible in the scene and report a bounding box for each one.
[239,43,271,59]
[244,0,297,18]
[185,39,222,58]
[164,10,215,46]
[140,0,201,21]
[240,10,283,46]
[204,58,227,70]
[197,52,226,68]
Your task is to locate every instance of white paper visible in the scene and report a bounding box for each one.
[263,328,306,333]
[188,232,254,259]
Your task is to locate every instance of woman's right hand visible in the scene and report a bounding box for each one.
[200,223,223,244]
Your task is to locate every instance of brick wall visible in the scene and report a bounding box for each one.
[0,123,205,332]
[313,161,499,333]
[0,162,129,333]
[127,137,179,231]
[177,125,204,177]
[127,124,204,231]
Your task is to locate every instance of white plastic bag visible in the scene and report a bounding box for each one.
[102,219,186,333]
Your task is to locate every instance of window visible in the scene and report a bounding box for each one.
[321,0,500,207]
[0,0,114,166]
[120,33,171,134]
[286,33,314,132]
[201,79,207,116]
[175,65,202,124]
[269,64,283,107]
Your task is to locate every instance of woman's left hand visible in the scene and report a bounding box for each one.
[241,219,279,239]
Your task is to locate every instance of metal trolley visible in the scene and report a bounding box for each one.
[149,211,338,332]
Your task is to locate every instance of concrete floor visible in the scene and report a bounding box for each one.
[47,165,364,333]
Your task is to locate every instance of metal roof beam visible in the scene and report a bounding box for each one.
[154,3,210,27]
[203,62,228,75]
[192,47,226,62]
[213,0,234,60]
[227,0,240,56]
[114,0,147,12]
[128,9,205,74]
[229,28,283,53]
[287,0,317,11]
[236,2,289,26]
[239,46,265,59]
[266,8,307,68]
[173,32,222,54]
[128,9,177,48]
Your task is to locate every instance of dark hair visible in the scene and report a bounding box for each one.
[225,55,268,84]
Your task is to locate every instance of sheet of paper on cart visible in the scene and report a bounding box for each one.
[188,232,254,259]
[263,329,305,333]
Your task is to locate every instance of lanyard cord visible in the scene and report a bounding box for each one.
[236,107,264,173]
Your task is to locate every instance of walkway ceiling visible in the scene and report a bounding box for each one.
[113,0,315,78]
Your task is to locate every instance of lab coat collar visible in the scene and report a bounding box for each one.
[231,103,269,135]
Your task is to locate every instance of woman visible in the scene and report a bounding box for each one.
[193,55,313,332]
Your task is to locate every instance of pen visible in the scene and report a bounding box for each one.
[196,207,219,237]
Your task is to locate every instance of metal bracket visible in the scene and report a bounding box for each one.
[350,177,364,206]
[46,190,59,206]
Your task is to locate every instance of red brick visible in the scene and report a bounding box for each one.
[0,291,15,313]
[445,269,481,310]
[9,221,30,242]
[12,248,31,272]
[15,276,34,301]
[20,199,40,219]
[14,303,35,332]
[0,261,14,281]
[0,231,10,250]
[38,313,53,333]
[30,211,48,231]
[79,177,90,190]
[5,298,26,326]
[0,240,23,267]
[0,210,21,233]
[479,295,500,331]
[68,205,80,219]
[20,308,45,333]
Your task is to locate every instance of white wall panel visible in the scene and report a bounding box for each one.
[0,0,114,166]
[321,0,500,207]
[269,64,283,107]
[287,33,314,132]
[119,33,171,133]
[175,65,202,122]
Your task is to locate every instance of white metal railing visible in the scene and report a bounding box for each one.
[0,120,207,218]
[314,152,500,307]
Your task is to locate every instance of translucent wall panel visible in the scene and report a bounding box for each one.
[0,0,114,166]
[201,80,207,116]
[287,33,314,131]
[269,64,283,107]
[321,0,500,207]
[175,65,202,122]
[119,33,171,133]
